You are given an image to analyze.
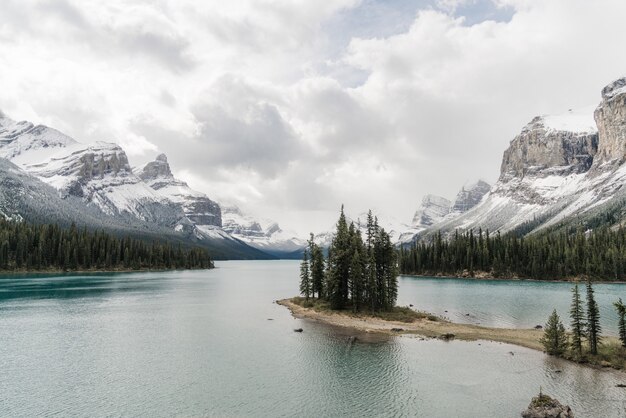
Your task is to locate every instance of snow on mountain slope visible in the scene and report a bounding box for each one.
[0,112,77,164]
[136,153,222,230]
[541,106,598,134]
[406,77,626,241]
[221,205,305,253]
[0,113,271,259]
[397,181,491,243]
[0,113,184,226]
[412,195,451,227]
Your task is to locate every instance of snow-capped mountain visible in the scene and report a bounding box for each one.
[397,181,491,243]
[135,154,230,241]
[412,195,452,227]
[0,112,270,259]
[405,76,626,242]
[451,180,492,214]
[221,205,305,256]
[0,113,183,225]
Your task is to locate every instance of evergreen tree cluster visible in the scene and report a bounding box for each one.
[0,218,213,272]
[399,227,626,281]
[542,281,626,359]
[299,208,398,312]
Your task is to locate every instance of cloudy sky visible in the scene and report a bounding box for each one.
[1,0,626,235]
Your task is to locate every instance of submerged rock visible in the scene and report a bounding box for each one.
[521,392,573,418]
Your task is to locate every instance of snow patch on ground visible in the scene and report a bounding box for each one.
[541,106,597,134]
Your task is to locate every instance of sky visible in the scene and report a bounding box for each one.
[1,0,626,235]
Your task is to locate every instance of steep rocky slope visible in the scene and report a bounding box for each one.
[0,113,270,259]
[135,154,223,233]
[221,205,305,256]
[406,76,626,242]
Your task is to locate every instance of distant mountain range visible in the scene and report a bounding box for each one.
[1,76,625,258]
[399,76,626,243]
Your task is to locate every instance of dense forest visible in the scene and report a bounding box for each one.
[299,208,398,312]
[399,227,626,281]
[0,218,213,272]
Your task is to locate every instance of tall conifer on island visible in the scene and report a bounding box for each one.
[308,234,325,299]
[614,298,626,347]
[540,310,568,356]
[586,280,602,355]
[569,284,585,356]
[299,250,311,301]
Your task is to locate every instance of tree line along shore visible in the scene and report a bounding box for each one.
[0,218,213,272]
[399,226,626,282]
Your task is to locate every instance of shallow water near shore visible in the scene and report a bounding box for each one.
[1,260,625,417]
[398,275,626,334]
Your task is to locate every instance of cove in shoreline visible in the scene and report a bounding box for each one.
[278,298,626,373]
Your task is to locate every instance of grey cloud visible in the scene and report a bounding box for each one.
[188,101,301,177]
[38,0,89,29]
[159,90,176,107]
[113,29,196,73]
[130,77,303,179]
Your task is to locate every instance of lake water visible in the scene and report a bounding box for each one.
[398,275,626,335]
[1,260,625,417]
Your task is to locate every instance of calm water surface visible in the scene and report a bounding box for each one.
[398,275,626,334]
[1,261,625,417]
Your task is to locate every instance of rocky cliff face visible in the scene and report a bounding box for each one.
[404,77,626,242]
[221,205,304,254]
[500,114,598,182]
[0,115,182,224]
[0,112,278,259]
[592,77,626,169]
[412,195,451,227]
[137,153,222,228]
[451,180,491,213]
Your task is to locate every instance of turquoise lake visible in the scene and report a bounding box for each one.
[1,260,625,417]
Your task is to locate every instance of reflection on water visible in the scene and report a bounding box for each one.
[0,261,625,417]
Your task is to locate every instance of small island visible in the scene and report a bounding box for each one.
[282,207,626,372]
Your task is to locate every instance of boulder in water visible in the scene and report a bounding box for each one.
[521,392,573,418]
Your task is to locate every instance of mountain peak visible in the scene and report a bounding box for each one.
[601,76,626,100]
[451,180,491,213]
[137,153,173,181]
[412,195,451,227]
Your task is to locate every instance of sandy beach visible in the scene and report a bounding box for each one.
[277,298,546,351]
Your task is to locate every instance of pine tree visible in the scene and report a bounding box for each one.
[299,250,311,300]
[586,280,602,355]
[614,298,626,347]
[569,284,585,356]
[349,248,364,312]
[308,235,325,299]
[540,309,568,356]
[326,205,352,309]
